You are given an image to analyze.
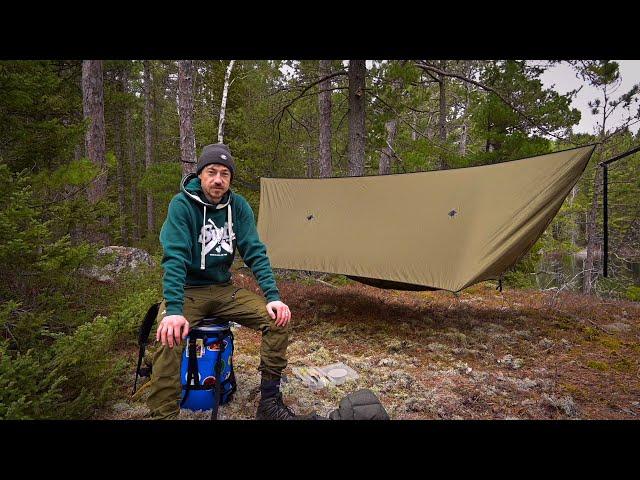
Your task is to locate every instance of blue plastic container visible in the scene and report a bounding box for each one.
[180,321,236,411]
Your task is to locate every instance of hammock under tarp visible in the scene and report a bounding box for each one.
[256,144,596,292]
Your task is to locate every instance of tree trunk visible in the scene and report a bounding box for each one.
[178,60,197,176]
[82,60,108,244]
[114,95,128,245]
[348,60,366,177]
[318,59,333,178]
[218,60,235,143]
[411,111,418,141]
[459,83,470,156]
[82,60,107,204]
[143,60,155,234]
[379,118,398,175]
[306,139,314,178]
[121,69,140,242]
[379,77,402,175]
[583,166,602,294]
[438,60,448,169]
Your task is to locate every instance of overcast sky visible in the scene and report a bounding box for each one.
[539,60,640,135]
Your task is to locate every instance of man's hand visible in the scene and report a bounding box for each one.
[156,314,190,348]
[266,301,292,327]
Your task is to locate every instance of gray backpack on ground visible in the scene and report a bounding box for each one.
[328,389,390,420]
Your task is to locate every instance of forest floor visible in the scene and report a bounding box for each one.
[95,267,640,420]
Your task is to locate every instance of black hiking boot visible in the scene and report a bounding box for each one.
[256,392,298,420]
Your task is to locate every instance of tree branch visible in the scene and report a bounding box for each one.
[414,61,576,143]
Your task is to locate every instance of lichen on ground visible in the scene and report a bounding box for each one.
[95,271,640,420]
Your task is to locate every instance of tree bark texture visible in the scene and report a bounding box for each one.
[121,70,140,242]
[82,60,107,204]
[318,59,333,178]
[348,60,366,177]
[379,118,398,175]
[218,60,235,143]
[143,60,155,234]
[305,139,315,178]
[459,83,470,156]
[178,60,197,176]
[114,100,128,245]
[379,77,403,175]
[438,60,448,169]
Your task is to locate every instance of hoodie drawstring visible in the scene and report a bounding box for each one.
[227,204,233,253]
[200,205,207,270]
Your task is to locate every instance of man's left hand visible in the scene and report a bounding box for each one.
[266,301,292,327]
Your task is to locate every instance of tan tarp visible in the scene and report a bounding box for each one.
[257,145,596,292]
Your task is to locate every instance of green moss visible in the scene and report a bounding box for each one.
[582,326,600,341]
[612,358,635,373]
[586,360,609,371]
[560,382,587,400]
[624,285,640,302]
[599,336,622,350]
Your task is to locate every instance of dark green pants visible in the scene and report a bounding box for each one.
[146,282,290,419]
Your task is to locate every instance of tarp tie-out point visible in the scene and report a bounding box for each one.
[257,145,596,292]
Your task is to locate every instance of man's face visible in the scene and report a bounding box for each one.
[199,164,231,203]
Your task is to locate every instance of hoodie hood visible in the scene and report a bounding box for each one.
[180,173,234,270]
[180,173,232,209]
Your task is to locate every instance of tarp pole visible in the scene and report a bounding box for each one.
[597,144,640,278]
[602,165,608,278]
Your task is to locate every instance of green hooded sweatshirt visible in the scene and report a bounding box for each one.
[160,173,280,316]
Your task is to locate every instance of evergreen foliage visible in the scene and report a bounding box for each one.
[0,59,638,418]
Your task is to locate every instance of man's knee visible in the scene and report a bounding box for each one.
[262,318,291,337]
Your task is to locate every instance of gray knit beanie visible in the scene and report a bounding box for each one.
[196,143,235,179]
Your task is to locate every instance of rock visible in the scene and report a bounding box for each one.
[454,361,472,374]
[112,402,131,413]
[377,358,399,367]
[405,397,429,412]
[603,322,632,334]
[539,338,554,349]
[389,370,415,388]
[427,342,448,353]
[470,370,488,382]
[80,246,155,282]
[512,377,538,391]
[543,394,578,417]
[513,330,532,339]
[98,246,155,271]
[81,267,116,283]
[387,340,408,353]
[497,354,524,369]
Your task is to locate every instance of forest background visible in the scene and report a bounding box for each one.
[0,59,638,419]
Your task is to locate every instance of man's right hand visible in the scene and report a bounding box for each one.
[156,315,190,348]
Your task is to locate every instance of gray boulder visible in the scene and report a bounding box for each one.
[80,246,156,282]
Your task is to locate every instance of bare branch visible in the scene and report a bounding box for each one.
[414,61,576,143]
[367,90,456,156]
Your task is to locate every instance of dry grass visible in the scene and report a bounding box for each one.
[96,270,640,420]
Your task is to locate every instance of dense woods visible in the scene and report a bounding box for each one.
[0,59,638,419]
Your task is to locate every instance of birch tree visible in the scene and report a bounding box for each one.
[218,60,235,143]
